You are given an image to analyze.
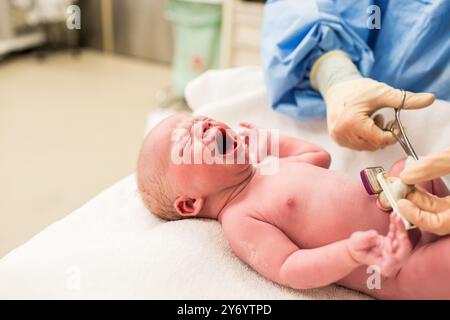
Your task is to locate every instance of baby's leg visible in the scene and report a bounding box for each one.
[339,235,450,299]
[379,235,450,299]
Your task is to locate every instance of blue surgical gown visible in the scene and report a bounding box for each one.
[261,0,450,120]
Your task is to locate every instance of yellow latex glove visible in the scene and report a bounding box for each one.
[398,148,450,235]
[311,51,435,151]
[400,148,450,184]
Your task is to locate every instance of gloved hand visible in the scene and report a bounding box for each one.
[400,148,450,184]
[398,148,450,235]
[311,50,435,151]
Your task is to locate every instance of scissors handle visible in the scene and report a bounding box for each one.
[381,89,419,160]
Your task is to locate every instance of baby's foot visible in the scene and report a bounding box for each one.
[378,213,413,277]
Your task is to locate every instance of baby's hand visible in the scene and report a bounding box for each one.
[238,122,270,163]
[347,213,412,277]
[347,229,385,268]
[238,122,260,145]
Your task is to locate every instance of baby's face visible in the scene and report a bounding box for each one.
[147,114,251,199]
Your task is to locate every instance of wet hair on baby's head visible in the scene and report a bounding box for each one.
[137,169,181,221]
[137,137,182,221]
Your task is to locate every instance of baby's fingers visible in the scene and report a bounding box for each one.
[394,216,412,255]
[388,213,396,241]
[381,236,393,255]
[237,128,250,136]
[393,241,400,252]
[394,214,407,236]
[239,121,255,129]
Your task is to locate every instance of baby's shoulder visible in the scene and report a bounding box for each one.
[220,206,268,234]
[220,206,253,224]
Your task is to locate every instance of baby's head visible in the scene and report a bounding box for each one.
[137,113,250,220]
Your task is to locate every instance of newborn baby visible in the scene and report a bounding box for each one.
[137,114,450,299]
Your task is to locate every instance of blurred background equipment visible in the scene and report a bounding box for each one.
[0,0,46,58]
[220,0,263,68]
[0,0,80,59]
[167,0,222,96]
[78,0,265,99]
[1,0,266,94]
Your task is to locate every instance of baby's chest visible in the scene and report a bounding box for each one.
[252,169,318,210]
[249,181,310,223]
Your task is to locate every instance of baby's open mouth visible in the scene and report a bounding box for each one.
[216,127,237,155]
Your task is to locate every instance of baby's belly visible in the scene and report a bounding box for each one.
[292,193,390,249]
[261,164,391,249]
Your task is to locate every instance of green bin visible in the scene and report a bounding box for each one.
[167,0,222,96]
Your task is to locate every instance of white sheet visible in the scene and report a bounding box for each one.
[0,66,449,299]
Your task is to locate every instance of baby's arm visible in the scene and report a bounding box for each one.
[222,215,361,289]
[223,213,412,289]
[277,134,331,168]
[239,122,331,168]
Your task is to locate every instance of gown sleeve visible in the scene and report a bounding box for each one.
[261,0,374,120]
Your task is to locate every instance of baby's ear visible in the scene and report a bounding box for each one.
[174,196,204,217]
